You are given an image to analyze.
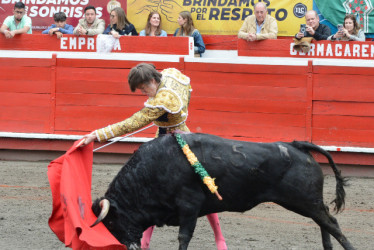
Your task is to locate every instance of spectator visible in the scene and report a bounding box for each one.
[42,12,73,39]
[328,14,365,41]
[238,2,277,41]
[295,10,330,40]
[73,6,105,36]
[0,1,32,38]
[139,11,167,37]
[174,11,205,56]
[103,7,138,37]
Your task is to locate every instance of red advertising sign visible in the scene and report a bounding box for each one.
[0,34,193,55]
[238,39,374,60]
[0,0,126,31]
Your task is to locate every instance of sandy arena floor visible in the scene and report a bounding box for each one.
[0,160,373,249]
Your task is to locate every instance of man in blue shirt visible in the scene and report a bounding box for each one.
[0,1,32,38]
[42,12,73,39]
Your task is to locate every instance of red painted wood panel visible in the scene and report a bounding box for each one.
[314,74,374,102]
[188,71,307,88]
[185,63,307,75]
[313,115,374,130]
[314,74,374,88]
[56,93,145,107]
[0,93,50,106]
[0,94,50,132]
[57,58,180,70]
[314,66,374,75]
[0,66,50,81]
[49,53,57,134]
[187,121,306,141]
[313,101,374,116]
[0,120,48,133]
[57,58,137,68]
[56,67,130,94]
[0,58,51,67]
[57,67,129,81]
[312,98,374,147]
[189,110,305,127]
[0,80,50,93]
[192,84,306,101]
[314,86,374,103]
[204,35,238,50]
[0,106,50,120]
[238,39,292,56]
[312,128,374,147]
[190,97,306,114]
[56,80,133,94]
[55,106,140,131]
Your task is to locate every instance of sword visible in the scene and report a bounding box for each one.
[76,124,156,152]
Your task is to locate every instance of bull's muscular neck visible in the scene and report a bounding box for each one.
[107,198,145,245]
[122,225,143,246]
[105,156,158,242]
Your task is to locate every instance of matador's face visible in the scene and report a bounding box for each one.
[138,79,159,98]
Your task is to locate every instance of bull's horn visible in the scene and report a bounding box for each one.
[90,199,110,227]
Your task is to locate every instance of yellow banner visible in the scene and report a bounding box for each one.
[128,0,313,36]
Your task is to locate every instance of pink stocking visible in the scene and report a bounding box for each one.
[206,213,227,250]
[140,225,154,249]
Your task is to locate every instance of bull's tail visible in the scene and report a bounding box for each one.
[291,141,348,213]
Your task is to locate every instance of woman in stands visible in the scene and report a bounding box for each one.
[139,11,167,37]
[104,7,138,37]
[174,11,205,56]
[328,14,365,41]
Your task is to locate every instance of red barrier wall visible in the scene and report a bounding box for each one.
[1,36,374,166]
[2,54,374,147]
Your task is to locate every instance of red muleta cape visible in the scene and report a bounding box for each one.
[47,140,126,249]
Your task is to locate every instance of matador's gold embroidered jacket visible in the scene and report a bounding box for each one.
[95,68,192,142]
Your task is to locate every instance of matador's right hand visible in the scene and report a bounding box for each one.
[77,131,97,147]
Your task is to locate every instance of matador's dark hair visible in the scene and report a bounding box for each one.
[128,63,162,92]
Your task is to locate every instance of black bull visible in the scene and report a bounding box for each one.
[92,133,355,250]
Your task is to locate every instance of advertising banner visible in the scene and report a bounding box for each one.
[128,0,313,36]
[0,0,126,31]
